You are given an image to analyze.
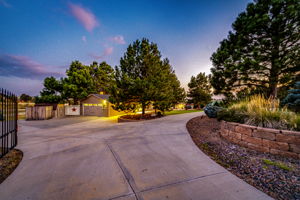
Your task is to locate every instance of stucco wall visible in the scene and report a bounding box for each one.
[220,121,300,159]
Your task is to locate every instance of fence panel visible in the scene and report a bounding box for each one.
[0,88,18,158]
[54,104,65,118]
[25,106,53,120]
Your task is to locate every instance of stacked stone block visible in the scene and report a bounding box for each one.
[220,121,300,159]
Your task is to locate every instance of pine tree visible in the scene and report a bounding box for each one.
[35,76,63,103]
[62,61,95,104]
[89,61,115,94]
[188,72,212,108]
[211,0,300,98]
[109,38,185,115]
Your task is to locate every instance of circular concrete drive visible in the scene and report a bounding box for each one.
[0,113,272,200]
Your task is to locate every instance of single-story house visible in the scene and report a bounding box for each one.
[81,94,125,117]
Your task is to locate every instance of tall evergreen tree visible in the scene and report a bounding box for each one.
[89,61,115,94]
[188,72,212,108]
[35,76,63,103]
[62,61,95,104]
[152,59,186,112]
[109,38,185,115]
[210,0,300,98]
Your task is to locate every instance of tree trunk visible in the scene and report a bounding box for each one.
[142,103,145,116]
[269,83,278,99]
[269,36,280,99]
[269,64,279,98]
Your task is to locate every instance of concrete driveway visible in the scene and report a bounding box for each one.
[0,113,272,200]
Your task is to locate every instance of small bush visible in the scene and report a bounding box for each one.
[217,108,246,123]
[281,82,300,113]
[204,103,223,118]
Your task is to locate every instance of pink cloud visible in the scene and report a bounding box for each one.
[0,54,63,79]
[103,47,113,55]
[90,47,113,60]
[69,3,99,32]
[109,35,126,44]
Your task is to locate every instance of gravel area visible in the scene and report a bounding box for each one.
[187,116,300,200]
[0,149,23,184]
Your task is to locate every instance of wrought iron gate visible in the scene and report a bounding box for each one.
[0,89,18,158]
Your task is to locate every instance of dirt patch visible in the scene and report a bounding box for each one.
[187,116,300,200]
[0,149,23,184]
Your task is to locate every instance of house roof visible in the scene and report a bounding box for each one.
[88,94,110,100]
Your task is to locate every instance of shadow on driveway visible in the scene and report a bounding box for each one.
[18,116,109,129]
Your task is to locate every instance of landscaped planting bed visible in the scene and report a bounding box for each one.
[0,149,23,184]
[118,113,162,122]
[187,116,300,200]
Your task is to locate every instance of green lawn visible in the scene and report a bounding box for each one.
[164,109,202,116]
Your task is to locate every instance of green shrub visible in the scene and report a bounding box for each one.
[217,108,246,123]
[281,81,300,113]
[204,103,223,118]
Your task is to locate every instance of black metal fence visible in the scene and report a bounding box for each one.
[0,89,18,158]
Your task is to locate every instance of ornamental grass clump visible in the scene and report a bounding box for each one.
[220,95,300,131]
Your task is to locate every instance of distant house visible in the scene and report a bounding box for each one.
[81,94,125,117]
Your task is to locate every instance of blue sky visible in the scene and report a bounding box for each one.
[0,0,251,96]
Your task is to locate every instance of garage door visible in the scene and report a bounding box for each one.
[83,104,108,117]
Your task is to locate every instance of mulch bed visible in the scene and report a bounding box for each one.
[120,113,163,120]
[186,116,300,200]
[0,149,23,184]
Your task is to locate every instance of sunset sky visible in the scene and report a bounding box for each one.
[0,0,251,96]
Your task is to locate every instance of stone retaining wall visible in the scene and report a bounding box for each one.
[220,121,300,159]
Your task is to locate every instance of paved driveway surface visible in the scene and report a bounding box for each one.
[0,113,272,200]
